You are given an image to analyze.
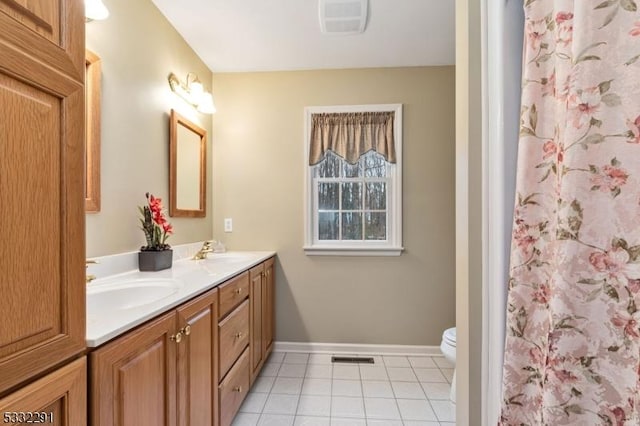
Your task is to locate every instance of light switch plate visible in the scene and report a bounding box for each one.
[224,218,233,232]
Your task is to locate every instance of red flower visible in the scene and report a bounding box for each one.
[532,284,550,304]
[555,11,573,24]
[612,314,640,338]
[626,115,640,144]
[162,222,173,234]
[630,21,640,37]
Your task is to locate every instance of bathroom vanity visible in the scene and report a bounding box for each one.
[86,249,275,426]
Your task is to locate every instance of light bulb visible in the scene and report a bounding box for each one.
[197,93,216,114]
[85,0,109,20]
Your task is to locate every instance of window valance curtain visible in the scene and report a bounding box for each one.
[309,111,396,165]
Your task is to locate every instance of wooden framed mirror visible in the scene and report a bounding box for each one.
[169,109,207,217]
[85,50,101,213]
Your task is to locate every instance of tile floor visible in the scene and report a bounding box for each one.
[232,352,456,426]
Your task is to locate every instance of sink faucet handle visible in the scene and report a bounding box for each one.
[86,259,99,266]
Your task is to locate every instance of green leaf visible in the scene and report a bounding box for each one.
[557,229,577,240]
[620,0,637,11]
[564,404,584,415]
[590,117,603,128]
[530,104,538,131]
[612,186,621,198]
[520,126,535,136]
[598,80,613,94]
[602,93,622,106]
[612,237,628,249]
[604,283,620,301]
[577,55,602,63]
[600,5,619,27]
[627,245,640,261]
[611,157,621,166]
[585,133,605,144]
[537,53,553,63]
[575,42,607,63]
[625,54,640,66]
[595,0,617,8]
[589,164,598,173]
[608,345,620,352]
[578,278,603,285]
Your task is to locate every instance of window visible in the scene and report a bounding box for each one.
[304,104,403,256]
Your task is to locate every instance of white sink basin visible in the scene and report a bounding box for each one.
[87,278,181,316]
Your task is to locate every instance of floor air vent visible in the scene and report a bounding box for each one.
[331,356,374,364]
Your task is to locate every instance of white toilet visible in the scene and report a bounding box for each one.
[440,327,456,403]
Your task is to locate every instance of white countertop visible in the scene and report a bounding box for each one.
[86,246,275,347]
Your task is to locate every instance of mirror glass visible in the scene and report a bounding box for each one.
[170,109,206,217]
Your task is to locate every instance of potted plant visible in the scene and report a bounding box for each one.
[138,192,174,271]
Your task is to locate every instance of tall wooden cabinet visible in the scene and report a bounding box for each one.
[0,357,87,424]
[0,0,86,395]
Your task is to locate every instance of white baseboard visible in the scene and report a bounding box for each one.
[273,341,443,357]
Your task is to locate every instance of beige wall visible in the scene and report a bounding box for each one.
[85,0,213,257]
[212,67,455,345]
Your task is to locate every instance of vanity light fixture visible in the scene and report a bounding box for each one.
[168,72,216,114]
[85,0,109,21]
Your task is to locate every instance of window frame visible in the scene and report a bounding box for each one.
[303,104,403,256]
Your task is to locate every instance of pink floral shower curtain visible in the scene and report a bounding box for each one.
[500,0,640,424]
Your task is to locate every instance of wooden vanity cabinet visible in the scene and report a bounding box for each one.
[90,289,219,426]
[0,0,86,395]
[89,257,275,426]
[249,257,275,383]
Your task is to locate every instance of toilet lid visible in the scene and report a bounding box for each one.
[443,327,456,345]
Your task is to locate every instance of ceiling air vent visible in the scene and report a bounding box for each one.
[319,0,368,35]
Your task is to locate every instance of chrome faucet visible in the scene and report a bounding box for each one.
[86,259,98,283]
[192,241,214,260]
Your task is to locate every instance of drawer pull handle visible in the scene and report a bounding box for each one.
[233,386,242,393]
[181,325,191,336]
[234,332,243,339]
[170,332,183,343]
[235,288,242,294]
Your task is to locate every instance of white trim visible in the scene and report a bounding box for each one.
[273,341,443,357]
[303,246,403,256]
[303,104,403,255]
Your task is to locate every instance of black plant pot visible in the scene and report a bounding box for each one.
[138,249,173,272]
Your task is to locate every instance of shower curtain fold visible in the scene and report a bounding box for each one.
[500,0,640,424]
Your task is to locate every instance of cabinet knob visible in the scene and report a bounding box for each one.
[181,325,191,336]
[234,332,243,339]
[170,332,183,343]
[233,386,242,393]
[235,288,242,295]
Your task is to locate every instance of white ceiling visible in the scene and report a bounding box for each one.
[150,0,455,73]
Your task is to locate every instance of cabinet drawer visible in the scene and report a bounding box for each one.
[219,349,249,426]
[219,272,249,319]
[219,300,249,379]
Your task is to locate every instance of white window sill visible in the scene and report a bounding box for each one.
[303,246,404,256]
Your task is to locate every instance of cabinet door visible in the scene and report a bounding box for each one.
[91,312,177,426]
[177,289,218,426]
[0,0,85,394]
[0,357,86,426]
[262,258,275,357]
[249,263,264,381]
